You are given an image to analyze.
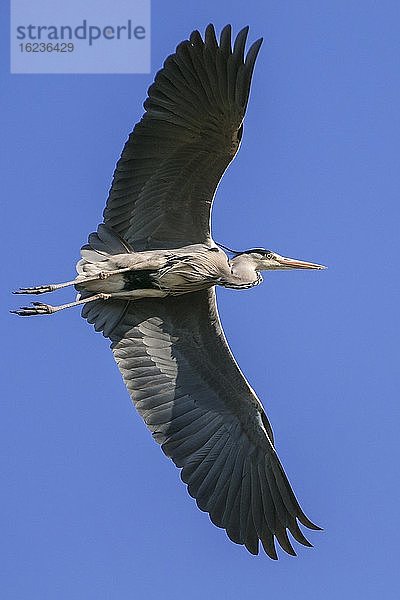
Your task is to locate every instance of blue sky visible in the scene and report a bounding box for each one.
[2,1,399,598]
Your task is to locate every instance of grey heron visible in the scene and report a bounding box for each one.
[12,24,325,558]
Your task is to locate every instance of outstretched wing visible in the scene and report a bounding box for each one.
[102,24,263,250]
[93,290,320,558]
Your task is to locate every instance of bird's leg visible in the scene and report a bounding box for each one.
[102,289,168,299]
[11,288,168,316]
[13,278,84,295]
[11,293,112,316]
[13,267,134,295]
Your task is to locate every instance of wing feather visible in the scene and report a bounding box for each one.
[84,289,321,556]
[102,24,263,249]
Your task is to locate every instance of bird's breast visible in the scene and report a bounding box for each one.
[155,254,221,295]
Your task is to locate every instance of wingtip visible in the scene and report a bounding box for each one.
[249,37,264,54]
[189,29,203,46]
[295,503,323,531]
[297,528,314,547]
[301,517,323,531]
[276,531,298,556]
[244,540,260,556]
[233,26,250,61]
[220,23,232,34]
[219,24,232,54]
[204,23,218,50]
[261,536,279,560]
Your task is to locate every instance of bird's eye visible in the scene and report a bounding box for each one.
[265,253,273,260]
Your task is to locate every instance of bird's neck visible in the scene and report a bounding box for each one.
[223,255,262,289]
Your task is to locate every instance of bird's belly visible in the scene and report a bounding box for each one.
[154,258,220,295]
[76,273,127,294]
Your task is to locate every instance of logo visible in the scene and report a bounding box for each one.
[11,0,151,74]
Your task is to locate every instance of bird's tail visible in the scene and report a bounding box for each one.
[80,224,131,261]
[77,225,132,338]
[76,224,132,275]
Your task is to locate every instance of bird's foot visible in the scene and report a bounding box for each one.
[13,285,55,295]
[10,302,57,316]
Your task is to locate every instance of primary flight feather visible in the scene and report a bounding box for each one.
[13,24,324,558]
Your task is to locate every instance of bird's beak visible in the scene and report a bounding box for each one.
[274,254,327,270]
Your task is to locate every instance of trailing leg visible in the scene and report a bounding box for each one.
[11,288,168,316]
[13,267,134,295]
[11,293,112,316]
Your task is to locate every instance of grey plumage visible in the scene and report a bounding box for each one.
[12,24,325,557]
[103,24,262,250]
[106,290,320,557]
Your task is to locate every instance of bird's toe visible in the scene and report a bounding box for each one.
[13,285,52,295]
[11,302,55,316]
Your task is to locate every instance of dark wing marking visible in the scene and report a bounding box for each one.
[85,289,320,557]
[102,24,263,250]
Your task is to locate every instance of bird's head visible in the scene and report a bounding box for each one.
[219,244,326,271]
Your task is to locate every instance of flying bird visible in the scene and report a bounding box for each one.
[12,24,324,558]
